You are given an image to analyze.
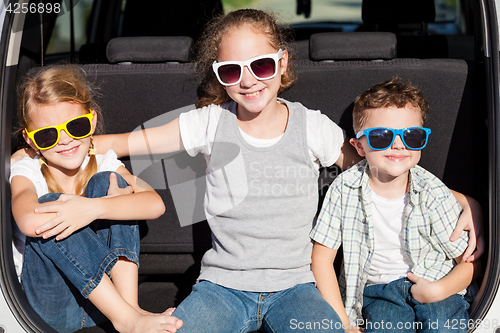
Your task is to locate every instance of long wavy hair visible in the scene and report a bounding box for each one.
[17,65,103,196]
[195,9,296,108]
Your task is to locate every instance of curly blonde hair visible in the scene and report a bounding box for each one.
[195,9,296,108]
[17,65,103,196]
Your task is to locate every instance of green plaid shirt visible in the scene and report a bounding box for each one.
[310,160,468,322]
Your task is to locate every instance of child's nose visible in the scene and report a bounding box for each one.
[58,129,72,145]
[392,134,406,149]
[240,65,258,87]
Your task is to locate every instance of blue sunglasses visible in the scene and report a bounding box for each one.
[356,127,431,151]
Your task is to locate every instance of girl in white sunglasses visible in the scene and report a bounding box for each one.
[10,65,182,333]
[96,9,480,333]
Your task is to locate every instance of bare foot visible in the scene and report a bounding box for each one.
[115,312,183,333]
[133,304,156,316]
[163,307,176,316]
[132,306,176,316]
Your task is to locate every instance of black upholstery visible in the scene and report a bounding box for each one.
[309,32,396,60]
[106,37,194,63]
[84,63,199,134]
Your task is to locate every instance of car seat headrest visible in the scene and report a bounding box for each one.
[362,0,436,25]
[309,32,397,61]
[106,37,194,64]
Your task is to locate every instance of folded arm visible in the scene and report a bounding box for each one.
[12,165,165,241]
[33,166,165,240]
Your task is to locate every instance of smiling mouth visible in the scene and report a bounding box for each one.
[245,89,262,97]
[386,155,408,161]
[58,146,79,155]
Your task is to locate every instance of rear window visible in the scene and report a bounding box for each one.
[46,0,463,56]
[46,0,94,54]
[222,0,460,25]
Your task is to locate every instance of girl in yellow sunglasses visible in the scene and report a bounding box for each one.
[10,65,182,333]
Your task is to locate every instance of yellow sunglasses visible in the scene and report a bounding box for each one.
[25,112,94,150]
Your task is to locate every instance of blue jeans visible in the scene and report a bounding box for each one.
[172,281,345,332]
[21,171,140,333]
[362,278,470,333]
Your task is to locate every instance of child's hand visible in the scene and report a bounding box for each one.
[106,172,134,198]
[407,272,443,304]
[34,195,98,240]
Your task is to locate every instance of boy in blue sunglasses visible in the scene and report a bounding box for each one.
[310,77,473,332]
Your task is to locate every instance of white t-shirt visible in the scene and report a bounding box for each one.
[366,191,413,285]
[178,99,345,169]
[9,149,124,278]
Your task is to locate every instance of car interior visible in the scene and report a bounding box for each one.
[1,0,495,332]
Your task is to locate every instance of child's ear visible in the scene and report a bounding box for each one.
[280,50,289,76]
[22,130,38,152]
[90,109,97,135]
[350,137,366,157]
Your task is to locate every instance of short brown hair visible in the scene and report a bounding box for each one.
[352,76,429,132]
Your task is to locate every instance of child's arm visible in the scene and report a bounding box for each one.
[312,242,360,332]
[449,190,484,262]
[11,117,183,163]
[407,254,474,304]
[23,167,165,240]
[11,175,60,238]
[94,118,183,158]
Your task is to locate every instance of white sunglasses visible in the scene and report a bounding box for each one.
[212,49,283,86]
